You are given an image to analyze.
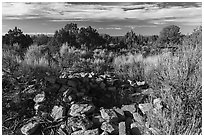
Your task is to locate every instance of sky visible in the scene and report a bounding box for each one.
[2,2,202,36]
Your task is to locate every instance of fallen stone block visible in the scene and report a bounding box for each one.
[68,103,95,116]
[119,122,126,135]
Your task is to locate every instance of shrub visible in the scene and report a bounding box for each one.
[144,27,202,135]
[59,43,81,69]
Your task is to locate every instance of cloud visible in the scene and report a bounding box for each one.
[98,27,122,30]
[2,2,201,26]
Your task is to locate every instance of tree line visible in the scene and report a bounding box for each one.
[2,23,185,58]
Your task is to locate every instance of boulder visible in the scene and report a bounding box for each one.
[68,103,95,117]
[100,108,118,122]
[71,128,99,135]
[101,122,118,134]
[119,122,126,135]
[50,106,65,121]
[67,115,92,131]
[138,103,153,114]
[21,121,40,135]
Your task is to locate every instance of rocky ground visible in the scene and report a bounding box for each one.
[3,72,164,135]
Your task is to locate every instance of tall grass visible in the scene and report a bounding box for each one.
[113,27,202,134]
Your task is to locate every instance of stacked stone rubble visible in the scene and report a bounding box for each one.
[20,72,163,135]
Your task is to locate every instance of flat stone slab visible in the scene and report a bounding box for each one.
[68,103,95,116]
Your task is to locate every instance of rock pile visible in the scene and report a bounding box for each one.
[19,72,163,135]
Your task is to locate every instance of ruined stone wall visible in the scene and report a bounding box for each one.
[20,72,162,135]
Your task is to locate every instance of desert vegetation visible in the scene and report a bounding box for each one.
[2,23,202,135]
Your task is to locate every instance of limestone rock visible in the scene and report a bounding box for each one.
[68,103,95,116]
[119,122,126,135]
[71,128,99,135]
[21,121,40,135]
[100,108,118,122]
[101,122,118,134]
[50,106,65,121]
